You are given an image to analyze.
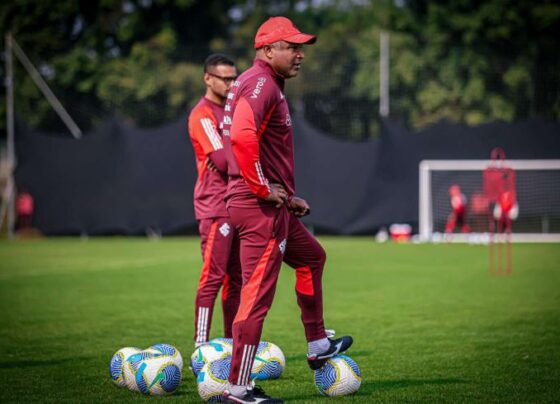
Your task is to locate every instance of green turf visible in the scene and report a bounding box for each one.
[0,237,559,403]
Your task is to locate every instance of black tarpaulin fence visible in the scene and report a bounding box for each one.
[14,117,560,235]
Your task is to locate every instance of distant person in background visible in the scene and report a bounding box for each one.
[16,189,34,230]
[445,184,470,234]
[188,54,241,347]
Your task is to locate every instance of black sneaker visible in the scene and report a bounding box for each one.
[223,385,283,403]
[307,336,354,370]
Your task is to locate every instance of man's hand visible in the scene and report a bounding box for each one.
[205,157,217,171]
[288,196,310,217]
[266,183,288,208]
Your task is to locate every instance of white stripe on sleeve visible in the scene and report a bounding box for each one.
[255,161,268,185]
[200,118,223,150]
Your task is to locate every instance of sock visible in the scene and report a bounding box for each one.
[194,341,206,348]
[227,383,248,397]
[308,337,330,356]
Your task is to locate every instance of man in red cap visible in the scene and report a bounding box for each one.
[188,54,242,348]
[221,17,353,403]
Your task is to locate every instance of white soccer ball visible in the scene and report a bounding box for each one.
[314,355,361,397]
[191,341,231,377]
[131,354,182,395]
[122,350,166,392]
[251,341,285,380]
[109,347,141,387]
[209,337,233,355]
[197,355,231,402]
[145,343,183,371]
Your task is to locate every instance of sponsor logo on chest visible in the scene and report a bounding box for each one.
[250,77,267,99]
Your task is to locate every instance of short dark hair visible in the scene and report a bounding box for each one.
[204,53,235,73]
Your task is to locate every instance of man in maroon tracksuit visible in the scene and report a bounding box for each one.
[188,54,242,347]
[221,17,353,404]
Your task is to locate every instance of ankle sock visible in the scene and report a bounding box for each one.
[308,337,329,356]
[228,383,248,397]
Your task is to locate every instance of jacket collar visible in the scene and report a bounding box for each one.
[253,58,285,90]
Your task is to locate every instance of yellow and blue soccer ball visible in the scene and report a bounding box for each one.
[314,355,361,397]
[251,341,285,380]
[197,355,231,402]
[146,343,183,371]
[131,354,182,396]
[109,347,141,387]
[122,350,166,392]
[209,337,233,355]
[190,341,231,377]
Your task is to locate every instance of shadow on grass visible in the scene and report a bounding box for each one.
[0,356,88,369]
[281,379,468,402]
[363,378,469,391]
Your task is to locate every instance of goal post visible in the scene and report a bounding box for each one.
[419,159,560,243]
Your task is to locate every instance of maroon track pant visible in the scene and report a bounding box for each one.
[194,218,242,344]
[227,205,327,386]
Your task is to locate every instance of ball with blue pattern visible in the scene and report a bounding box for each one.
[190,341,231,377]
[146,343,183,371]
[122,350,167,392]
[197,355,231,402]
[314,355,361,397]
[133,354,182,396]
[209,337,233,354]
[109,347,141,387]
[250,341,285,380]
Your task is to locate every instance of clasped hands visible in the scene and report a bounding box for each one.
[266,183,310,217]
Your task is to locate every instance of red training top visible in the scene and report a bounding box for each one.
[16,193,34,215]
[188,97,229,219]
[451,193,467,214]
[222,59,295,208]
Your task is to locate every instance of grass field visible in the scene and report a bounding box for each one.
[0,237,559,403]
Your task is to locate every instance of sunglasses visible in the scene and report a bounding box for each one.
[208,73,238,84]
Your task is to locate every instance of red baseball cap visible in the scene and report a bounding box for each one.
[254,16,316,49]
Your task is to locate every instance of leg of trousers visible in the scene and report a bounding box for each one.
[227,205,289,386]
[221,231,242,337]
[194,218,241,344]
[283,215,327,342]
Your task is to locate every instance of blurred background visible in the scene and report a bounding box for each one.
[0,0,559,237]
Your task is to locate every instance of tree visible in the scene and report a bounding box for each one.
[1,0,558,138]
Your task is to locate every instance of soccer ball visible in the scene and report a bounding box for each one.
[314,355,361,397]
[123,350,166,392]
[191,341,231,377]
[251,341,285,380]
[109,347,141,387]
[132,354,182,395]
[209,337,233,354]
[146,343,183,371]
[197,355,231,402]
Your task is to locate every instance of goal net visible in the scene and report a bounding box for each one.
[419,160,560,242]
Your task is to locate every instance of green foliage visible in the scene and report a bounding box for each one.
[95,27,200,126]
[0,0,558,137]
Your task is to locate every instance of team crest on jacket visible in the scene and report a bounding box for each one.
[278,239,287,254]
[285,113,292,127]
[219,223,231,237]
